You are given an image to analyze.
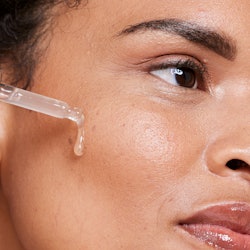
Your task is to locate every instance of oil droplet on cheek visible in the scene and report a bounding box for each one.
[67,107,85,157]
[74,125,84,156]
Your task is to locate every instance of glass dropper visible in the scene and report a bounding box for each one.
[0,83,84,156]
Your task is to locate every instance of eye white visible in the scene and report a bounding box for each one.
[151,67,198,89]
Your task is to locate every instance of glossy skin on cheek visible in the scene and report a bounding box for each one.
[1,0,250,249]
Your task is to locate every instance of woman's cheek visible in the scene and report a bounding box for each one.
[85,101,197,198]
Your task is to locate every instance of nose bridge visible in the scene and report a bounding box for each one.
[213,80,250,130]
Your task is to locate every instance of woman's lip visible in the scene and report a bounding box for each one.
[179,203,250,249]
[182,224,250,250]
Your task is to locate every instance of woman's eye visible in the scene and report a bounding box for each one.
[150,66,198,89]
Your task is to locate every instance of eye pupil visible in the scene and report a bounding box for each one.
[173,67,196,88]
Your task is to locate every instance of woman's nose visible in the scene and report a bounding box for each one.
[205,136,250,181]
[205,81,250,182]
[204,84,250,181]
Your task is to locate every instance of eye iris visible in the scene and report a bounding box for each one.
[172,67,196,88]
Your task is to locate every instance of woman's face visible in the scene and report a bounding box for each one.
[2,0,250,249]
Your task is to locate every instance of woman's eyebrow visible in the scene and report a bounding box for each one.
[118,19,237,61]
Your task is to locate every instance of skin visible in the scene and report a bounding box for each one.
[0,0,250,249]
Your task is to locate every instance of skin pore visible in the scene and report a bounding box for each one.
[0,0,250,249]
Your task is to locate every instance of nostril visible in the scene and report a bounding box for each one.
[226,159,249,171]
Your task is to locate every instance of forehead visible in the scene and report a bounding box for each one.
[55,0,249,67]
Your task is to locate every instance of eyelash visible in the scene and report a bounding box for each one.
[148,57,209,91]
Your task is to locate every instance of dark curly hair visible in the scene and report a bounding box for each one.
[0,0,83,89]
